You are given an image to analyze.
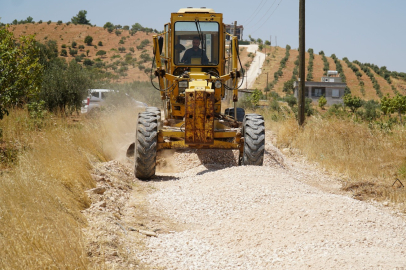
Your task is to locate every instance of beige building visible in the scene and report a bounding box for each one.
[294,71,347,105]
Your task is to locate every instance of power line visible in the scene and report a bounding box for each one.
[244,0,267,27]
[250,0,284,35]
[249,0,278,29]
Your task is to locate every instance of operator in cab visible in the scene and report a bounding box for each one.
[181,36,209,65]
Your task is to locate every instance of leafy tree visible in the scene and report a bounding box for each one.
[129,47,135,53]
[26,16,34,23]
[103,22,114,30]
[118,46,126,53]
[78,44,85,50]
[60,49,67,56]
[47,20,51,25]
[71,10,91,25]
[0,28,44,119]
[265,40,271,46]
[318,95,327,109]
[391,94,406,123]
[380,94,394,115]
[71,41,77,48]
[69,49,78,56]
[115,29,122,36]
[38,20,43,24]
[249,89,263,107]
[84,35,93,45]
[83,59,93,66]
[343,94,362,113]
[98,41,103,46]
[96,50,106,57]
[12,19,18,25]
[123,25,129,30]
[285,95,297,108]
[40,59,93,112]
[86,49,90,56]
[131,22,143,32]
[36,40,59,66]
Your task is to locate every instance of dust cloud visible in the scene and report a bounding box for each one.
[99,105,143,163]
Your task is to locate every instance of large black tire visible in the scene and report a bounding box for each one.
[225,107,245,122]
[145,107,162,129]
[135,111,158,180]
[240,114,265,165]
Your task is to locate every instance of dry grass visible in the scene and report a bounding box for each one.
[0,109,109,269]
[265,112,406,207]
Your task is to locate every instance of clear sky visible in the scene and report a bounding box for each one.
[1,0,405,72]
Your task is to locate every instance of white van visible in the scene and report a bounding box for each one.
[81,89,114,113]
[81,89,148,113]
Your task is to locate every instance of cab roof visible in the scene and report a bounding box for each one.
[177,7,215,13]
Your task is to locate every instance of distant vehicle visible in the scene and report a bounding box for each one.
[81,89,147,113]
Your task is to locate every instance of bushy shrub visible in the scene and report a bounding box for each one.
[96,50,106,57]
[98,41,103,46]
[118,47,126,53]
[69,49,78,56]
[71,41,77,48]
[47,20,51,25]
[78,44,85,50]
[83,59,93,66]
[60,49,67,56]
[61,44,66,48]
[57,20,62,25]
[84,35,93,45]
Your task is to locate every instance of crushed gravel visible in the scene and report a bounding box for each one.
[83,133,406,269]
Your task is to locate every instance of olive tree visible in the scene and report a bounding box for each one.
[84,35,93,45]
[40,59,93,113]
[0,27,44,119]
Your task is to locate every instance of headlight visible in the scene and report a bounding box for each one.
[215,80,222,89]
[178,81,188,88]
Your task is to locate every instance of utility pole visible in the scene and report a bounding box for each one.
[266,72,269,99]
[298,0,306,125]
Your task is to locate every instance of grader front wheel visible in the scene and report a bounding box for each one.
[134,111,158,180]
[240,114,265,166]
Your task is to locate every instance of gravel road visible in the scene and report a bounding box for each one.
[134,142,406,269]
[240,44,266,89]
[83,134,406,269]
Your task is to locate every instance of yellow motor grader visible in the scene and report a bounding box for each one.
[132,7,265,180]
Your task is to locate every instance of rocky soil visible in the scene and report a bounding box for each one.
[82,133,406,269]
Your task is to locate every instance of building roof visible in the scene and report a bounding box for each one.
[293,81,347,88]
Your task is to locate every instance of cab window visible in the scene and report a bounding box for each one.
[174,21,219,66]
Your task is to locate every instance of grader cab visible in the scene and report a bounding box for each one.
[133,7,265,180]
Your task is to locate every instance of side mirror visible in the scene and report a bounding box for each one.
[158,36,164,55]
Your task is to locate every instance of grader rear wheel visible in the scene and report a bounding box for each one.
[240,114,265,166]
[134,111,158,180]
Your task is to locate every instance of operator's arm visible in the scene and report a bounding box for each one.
[181,49,191,63]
